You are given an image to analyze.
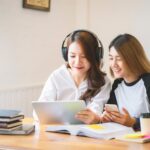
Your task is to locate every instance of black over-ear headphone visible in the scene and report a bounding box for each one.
[61,29,104,62]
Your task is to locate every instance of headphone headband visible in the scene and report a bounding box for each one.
[61,29,104,62]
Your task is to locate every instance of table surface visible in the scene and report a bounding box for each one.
[0,118,150,150]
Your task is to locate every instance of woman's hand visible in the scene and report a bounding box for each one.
[100,111,113,123]
[109,108,136,127]
[75,108,100,124]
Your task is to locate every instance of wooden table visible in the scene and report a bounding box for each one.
[0,119,150,150]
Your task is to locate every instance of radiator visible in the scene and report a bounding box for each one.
[0,85,43,117]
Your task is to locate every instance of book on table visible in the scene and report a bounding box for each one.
[0,124,35,135]
[0,109,24,122]
[0,109,35,135]
[0,109,22,118]
[46,122,134,139]
[0,124,22,131]
[0,120,22,128]
[116,132,150,143]
[0,109,24,132]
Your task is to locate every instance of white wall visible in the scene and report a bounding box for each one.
[0,0,76,90]
[77,0,150,78]
[0,0,150,89]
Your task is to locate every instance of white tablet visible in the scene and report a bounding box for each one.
[32,101,86,125]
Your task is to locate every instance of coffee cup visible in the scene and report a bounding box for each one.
[140,113,150,135]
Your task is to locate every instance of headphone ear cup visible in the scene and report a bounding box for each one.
[96,47,103,62]
[62,47,68,61]
[95,48,100,62]
[99,47,103,59]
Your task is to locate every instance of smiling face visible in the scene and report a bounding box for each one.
[108,33,150,83]
[68,41,91,78]
[109,46,132,80]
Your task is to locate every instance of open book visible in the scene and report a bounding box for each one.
[46,122,134,139]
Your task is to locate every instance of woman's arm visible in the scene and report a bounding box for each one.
[88,76,111,114]
[75,76,111,124]
[38,74,57,101]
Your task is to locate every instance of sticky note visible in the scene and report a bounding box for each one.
[87,124,105,130]
[144,135,150,138]
[124,133,144,139]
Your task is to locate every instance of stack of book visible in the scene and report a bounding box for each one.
[0,109,24,131]
[0,109,35,135]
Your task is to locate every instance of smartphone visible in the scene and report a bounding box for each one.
[105,104,119,112]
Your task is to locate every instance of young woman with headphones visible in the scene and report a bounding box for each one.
[101,34,150,130]
[39,30,111,124]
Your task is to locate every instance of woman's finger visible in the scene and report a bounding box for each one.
[101,111,113,122]
[110,111,122,118]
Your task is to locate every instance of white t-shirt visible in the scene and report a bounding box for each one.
[108,74,150,118]
[39,65,111,114]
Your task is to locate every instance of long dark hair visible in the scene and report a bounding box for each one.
[66,30,106,102]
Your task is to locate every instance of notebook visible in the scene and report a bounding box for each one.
[0,120,22,128]
[0,124,35,135]
[0,109,24,122]
[0,109,22,118]
[117,132,150,143]
[32,100,86,124]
